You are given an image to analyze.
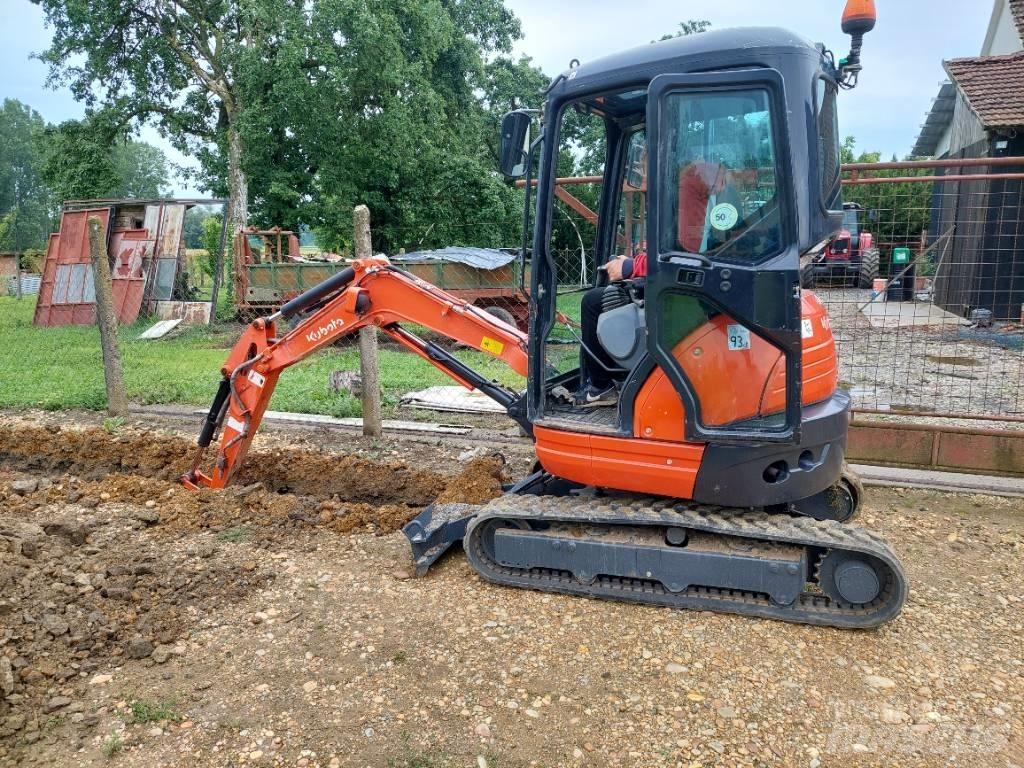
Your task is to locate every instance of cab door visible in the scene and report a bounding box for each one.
[644,68,802,443]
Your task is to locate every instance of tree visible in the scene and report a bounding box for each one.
[658,19,712,42]
[33,0,528,253]
[111,141,170,198]
[40,113,171,205]
[294,0,525,253]
[183,205,208,249]
[39,114,121,203]
[841,135,880,164]
[0,99,52,252]
[200,213,225,281]
[31,0,289,233]
[479,55,549,164]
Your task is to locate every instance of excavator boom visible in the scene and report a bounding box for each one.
[183,256,528,490]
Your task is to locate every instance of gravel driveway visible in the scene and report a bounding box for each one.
[1,413,1021,768]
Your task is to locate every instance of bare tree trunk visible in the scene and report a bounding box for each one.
[226,124,248,232]
[223,121,246,305]
[88,217,129,418]
[354,205,382,437]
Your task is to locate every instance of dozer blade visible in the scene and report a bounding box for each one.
[403,502,483,576]
[463,494,907,629]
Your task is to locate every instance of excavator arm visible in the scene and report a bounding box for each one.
[183,256,529,489]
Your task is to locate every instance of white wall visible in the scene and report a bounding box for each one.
[981,0,1023,55]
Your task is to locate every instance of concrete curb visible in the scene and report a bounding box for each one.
[851,463,1024,498]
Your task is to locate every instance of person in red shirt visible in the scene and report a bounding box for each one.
[574,161,727,407]
[677,161,729,253]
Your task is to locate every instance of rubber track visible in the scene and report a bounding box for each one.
[463,495,907,629]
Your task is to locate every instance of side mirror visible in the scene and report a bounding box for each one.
[499,111,532,178]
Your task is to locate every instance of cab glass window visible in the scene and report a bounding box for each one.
[842,207,859,235]
[658,88,781,262]
[618,130,648,258]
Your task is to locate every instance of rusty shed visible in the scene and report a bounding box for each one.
[0,252,18,280]
[33,198,225,327]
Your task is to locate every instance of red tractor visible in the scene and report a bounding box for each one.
[803,202,880,288]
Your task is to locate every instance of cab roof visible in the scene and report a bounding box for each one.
[550,26,821,102]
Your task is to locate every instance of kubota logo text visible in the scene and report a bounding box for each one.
[305,317,346,344]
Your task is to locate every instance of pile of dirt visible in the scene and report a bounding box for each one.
[0,482,274,750]
[0,424,450,503]
[435,455,506,504]
[0,421,508,755]
[0,461,504,543]
[0,424,193,481]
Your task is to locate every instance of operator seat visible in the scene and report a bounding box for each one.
[596,281,646,370]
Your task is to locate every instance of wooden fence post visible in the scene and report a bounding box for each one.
[88,216,129,417]
[354,205,382,437]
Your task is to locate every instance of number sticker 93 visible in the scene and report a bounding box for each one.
[726,324,751,351]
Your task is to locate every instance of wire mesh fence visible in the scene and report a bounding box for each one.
[815,158,1024,423]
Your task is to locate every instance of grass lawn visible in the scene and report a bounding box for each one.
[0,296,525,418]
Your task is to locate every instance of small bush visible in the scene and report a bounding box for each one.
[101,732,123,758]
[128,698,182,723]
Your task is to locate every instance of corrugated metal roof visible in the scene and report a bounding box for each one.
[912,82,957,157]
[393,246,517,270]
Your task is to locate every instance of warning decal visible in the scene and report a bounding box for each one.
[481,337,505,355]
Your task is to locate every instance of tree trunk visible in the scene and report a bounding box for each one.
[88,217,129,418]
[225,122,248,302]
[226,123,248,231]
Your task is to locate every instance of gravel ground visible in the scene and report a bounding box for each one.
[0,411,1021,768]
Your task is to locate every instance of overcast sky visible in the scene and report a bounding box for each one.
[0,0,993,195]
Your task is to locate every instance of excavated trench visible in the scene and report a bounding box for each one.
[0,419,512,756]
[0,423,506,536]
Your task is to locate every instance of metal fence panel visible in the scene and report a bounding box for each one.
[811,158,1024,422]
[348,160,1024,427]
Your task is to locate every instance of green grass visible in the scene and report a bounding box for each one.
[555,288,585,325]
[0,296,525,417]
[128,697,182,724]
[216,525,250,543]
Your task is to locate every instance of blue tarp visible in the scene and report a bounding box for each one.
[393,246,516,270]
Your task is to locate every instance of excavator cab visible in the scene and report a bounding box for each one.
[504,26,855,509]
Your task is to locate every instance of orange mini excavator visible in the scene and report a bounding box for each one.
[184,1,906,628]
